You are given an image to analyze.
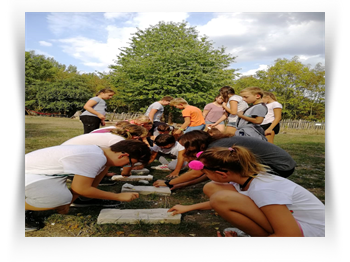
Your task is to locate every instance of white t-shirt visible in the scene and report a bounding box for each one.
[231,174,325,237]
[62,133,125,148]
[145,102,164,122]
[25,145,107,186]
[150,141,184,158]
[261,101,283,125]
[90,126,117,133]
[227,95,248,123]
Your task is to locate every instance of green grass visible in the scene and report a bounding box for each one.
[25,116,325,237]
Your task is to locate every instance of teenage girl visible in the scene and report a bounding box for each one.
[80,88,115,134]
[261,91,283,143]
[203,95,226,133]
[208,86,248,136]
[168,146,325,237]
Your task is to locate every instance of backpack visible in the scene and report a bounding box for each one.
[235,103,268,141]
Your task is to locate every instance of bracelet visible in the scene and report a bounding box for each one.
[164,179,174,189]
[179,128,184,131]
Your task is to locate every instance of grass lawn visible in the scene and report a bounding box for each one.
[25,116,325,237]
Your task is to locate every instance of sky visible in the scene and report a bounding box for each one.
[25,12,325,76]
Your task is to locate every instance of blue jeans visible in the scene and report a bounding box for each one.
[184,124,206,133]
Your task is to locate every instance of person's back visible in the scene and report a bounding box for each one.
[62,133,125,148]
[208,136,296,177]
[183,105,205,127]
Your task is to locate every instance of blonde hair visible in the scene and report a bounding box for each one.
[131,115,153,125]
[263,91,277,101]
[110,124,148,139]
[240,87,264,98]
[115,120,131,129]
[198,145,269,177]
[161,96,174,102]
[170,98,188,106]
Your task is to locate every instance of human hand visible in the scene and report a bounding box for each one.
[264,129,273,135]
[97,113,106,120]
[116,192,139,202]
[121,173,131,177]
[168,205,190,215]
[132,165,144,170]
[173,129,182,135]
[153,180,166,187]
[237,111,244,117]
[166,172,179,179]
[207,124,216,128]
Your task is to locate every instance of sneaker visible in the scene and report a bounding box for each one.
[151,165,171,171]
[70,198,122,208]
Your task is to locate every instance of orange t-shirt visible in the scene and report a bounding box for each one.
[182,105,205,126]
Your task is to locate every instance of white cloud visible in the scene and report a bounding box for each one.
[240,64,268,76]
[39,41,52,47]
[104,12,131,20]
[33,49,54,58]
[131,12,190,29]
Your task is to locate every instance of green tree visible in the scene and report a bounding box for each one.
[248,56,325,120]
[108,21,238,113]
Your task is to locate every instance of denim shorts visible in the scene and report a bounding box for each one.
[205,120,225,125]
[184,124,206,133]
[226,121,237,128]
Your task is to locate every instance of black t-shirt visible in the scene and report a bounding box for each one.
[208,136,296,171]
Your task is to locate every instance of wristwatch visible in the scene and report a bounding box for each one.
[164,179,174,188]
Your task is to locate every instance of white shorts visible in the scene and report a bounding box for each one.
[25,176,73,208]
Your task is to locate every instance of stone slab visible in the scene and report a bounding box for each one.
[120,168,150,175]
[111,175,153,181]
[97,208,181,224]
[121,184,171,196]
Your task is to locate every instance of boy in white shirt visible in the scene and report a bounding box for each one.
[149,134,187,179]
[25,140,151,231]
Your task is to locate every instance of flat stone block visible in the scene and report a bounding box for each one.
[111,175,153,181]
[120,168,150,175]
[97,208,181,224]
[121,184,171,196]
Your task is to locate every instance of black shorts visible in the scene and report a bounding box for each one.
[80,115,101,134]
[260,122,280,135]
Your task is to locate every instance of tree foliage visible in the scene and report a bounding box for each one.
[108,21,239,113]
[233,56,325,121]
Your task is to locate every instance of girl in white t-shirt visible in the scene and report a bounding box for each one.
[261,92,283,143]
[168,145,325,237]
[208,86,248,136]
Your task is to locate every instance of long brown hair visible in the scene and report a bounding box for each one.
[110,124,148,139]
[219,86,235,103]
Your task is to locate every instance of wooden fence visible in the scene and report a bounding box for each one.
[280,119,325,130]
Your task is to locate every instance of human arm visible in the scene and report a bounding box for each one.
[71,175,139,202]
[173,116,191,135]
[153,169,204,187]
[222,100,238,115]
[237,111,265,124]
[147,108,158,123]
[202,109,209,119]
[260,204,303,237]
[168,201,212,215]
[207,114,227,128]
[83,99,105,120]
[166,150,185,179]
[265,108,282,135]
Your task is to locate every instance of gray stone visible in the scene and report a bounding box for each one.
[121,184,171,196]
[97,208,181,224]
[111,175,153,181]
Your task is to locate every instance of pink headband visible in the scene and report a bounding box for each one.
[188,160,204,170]
[196,151,203,158]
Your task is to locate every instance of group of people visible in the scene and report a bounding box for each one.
[25,87,325,237]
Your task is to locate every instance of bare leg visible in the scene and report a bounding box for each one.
[210,190,274,237]
[215,124,226,133]
[266,131,276,143]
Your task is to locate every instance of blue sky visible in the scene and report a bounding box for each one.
[25,12,325,76]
